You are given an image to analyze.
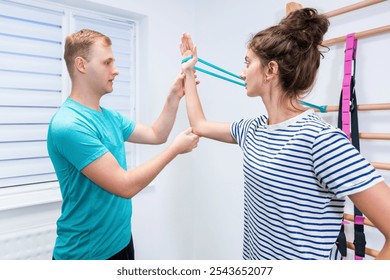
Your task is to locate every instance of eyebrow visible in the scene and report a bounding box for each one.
[104,57,115,63]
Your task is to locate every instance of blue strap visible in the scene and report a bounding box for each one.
[299,101,328,113]
[182,56,327,112]
[197,58,242,80]
[194,66,246,87]
[182,56,246,87]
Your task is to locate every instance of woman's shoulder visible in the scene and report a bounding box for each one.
[234,115,268,127]
[302,112,344,134]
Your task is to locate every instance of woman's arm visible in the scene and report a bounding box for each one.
[127,73,185,144]
[180,33,236,144]
[348,181,390,259]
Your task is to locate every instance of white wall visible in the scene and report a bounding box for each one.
[1,0,388,260]
[188,0,390,260]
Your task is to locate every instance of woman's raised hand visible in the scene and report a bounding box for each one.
[180,33,198,73]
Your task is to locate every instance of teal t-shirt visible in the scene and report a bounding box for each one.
[47,98,136,259]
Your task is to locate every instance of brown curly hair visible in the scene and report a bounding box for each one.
[247,8,329,102]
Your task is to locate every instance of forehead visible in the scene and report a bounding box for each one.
[246,48,257,59]
[90,39,114,58]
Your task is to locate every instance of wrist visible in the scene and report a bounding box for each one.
[167,91,181,103]
[166,143,180,158]
[183,68,195,77]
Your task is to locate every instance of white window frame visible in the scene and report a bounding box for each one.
[0,0,139,211]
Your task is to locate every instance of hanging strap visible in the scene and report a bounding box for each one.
[336,33,366,260]
[336,220,348,258]
[351,86,366,260]
[340,34,357,138]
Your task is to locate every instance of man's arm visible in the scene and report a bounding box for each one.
[82,127,199,198]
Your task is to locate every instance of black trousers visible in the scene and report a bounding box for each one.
[108,237,135,260]
[52,237,135,260]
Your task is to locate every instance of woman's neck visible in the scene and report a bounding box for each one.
[263,95,305,125]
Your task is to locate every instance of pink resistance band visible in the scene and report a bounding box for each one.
[341,33,357,138]
[341,33,366,260]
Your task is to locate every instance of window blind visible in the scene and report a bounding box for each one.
[0,0,137,189]
[0,0,64,188]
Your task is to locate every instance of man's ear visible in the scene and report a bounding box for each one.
[74,57,87,74]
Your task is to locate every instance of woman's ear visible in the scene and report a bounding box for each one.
[74,57,87,74]
[267,61,279,78]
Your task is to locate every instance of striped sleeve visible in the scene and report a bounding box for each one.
[312,128,383,198]
[231,119,251,147]
[231,117,265,148]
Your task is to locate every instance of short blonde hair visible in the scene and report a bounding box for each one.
[64,29,112,78]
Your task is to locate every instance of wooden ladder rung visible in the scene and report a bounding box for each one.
[323,0,386,18]
[347,241,379,258]
[359,133,390,140]
[324,103,390,112]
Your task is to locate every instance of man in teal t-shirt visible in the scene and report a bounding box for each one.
[47,29,199,260]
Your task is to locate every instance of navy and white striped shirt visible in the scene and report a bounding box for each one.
[231,110,383,260]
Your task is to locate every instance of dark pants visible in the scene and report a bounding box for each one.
[108,237,135,260]
[52,237,135,260]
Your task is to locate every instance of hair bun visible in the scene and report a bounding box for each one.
[279,8,329,48]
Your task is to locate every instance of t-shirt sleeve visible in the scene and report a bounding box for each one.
[117,111,136,141]
[312,128,384,198]
[231,118,255,148]
[51,121,108,171]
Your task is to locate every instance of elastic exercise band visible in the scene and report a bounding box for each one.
[194,66,246,87]
[299,101,327,113]
[182,56,246,87]
[182,56,327,112]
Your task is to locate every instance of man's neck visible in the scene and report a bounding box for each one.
[69,88,102,111]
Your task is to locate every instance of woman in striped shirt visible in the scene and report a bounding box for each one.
[180,8,390,259]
